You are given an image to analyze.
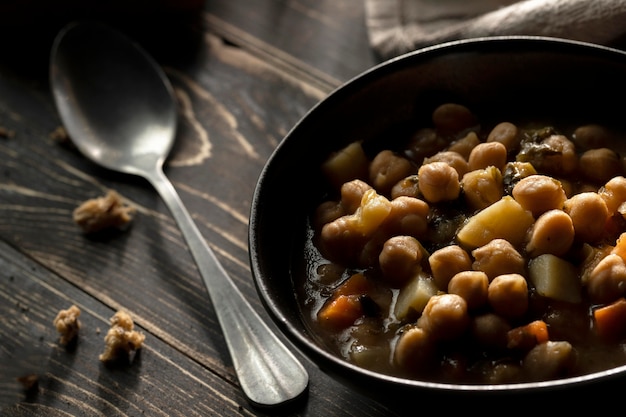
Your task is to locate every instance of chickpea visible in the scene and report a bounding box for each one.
[487,122,520,153]
[580,243,613,287]
[468,141,508,171]
[599,176,626,214]
[526,209,575,257]
[447,131,481,160]
[319,216,368,263]
[461,167,504,211]
[587,253,626,304]
[563,192,610,243]
[405,128,447,165]
[488,274,529,319]
[573,124,615,150]
[379,236,423,287]
[558,178,576,198]
[512,175,567,217]
[391,175,420,199]
[394,325,436,372]
[539,135,578,176]
[424,151,469,178]
[579,148,623,184]
[522,341,574,382]
[417,293,470,341]
[432,103,477,136]
[472,239,525,281]
[612,232,626,262]
[448,270,489,310]
[383,196,429,238]
[369,150,414,196]
[471,313,511,350]
[359,233,388,268]
[340,179,372,214]
[429,245,473,290]
[417,162,460,203]
[314,200,345,230]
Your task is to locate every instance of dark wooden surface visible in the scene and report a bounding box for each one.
[0,1,410,416]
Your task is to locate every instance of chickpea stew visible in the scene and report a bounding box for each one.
[297,103,626,385]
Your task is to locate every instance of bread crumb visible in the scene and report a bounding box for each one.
[73,190,136,233]
[49,126,70,144]
[99,310,145,363]
[53,305,81,346]
[0,126,15,139]
[16,374,38,392]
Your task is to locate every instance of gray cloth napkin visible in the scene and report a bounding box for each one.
[365,0,626,60]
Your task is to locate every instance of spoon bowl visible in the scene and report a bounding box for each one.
[50,21,308,407]
[50,22,176,176]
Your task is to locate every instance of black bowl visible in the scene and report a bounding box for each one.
[249,36,626,408]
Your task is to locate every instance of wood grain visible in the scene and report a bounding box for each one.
[202,0,379,84]
[0,1,409,415]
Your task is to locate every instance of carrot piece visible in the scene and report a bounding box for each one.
[507,320,549,350]
[318,295,363,329]
[593,298,626,340]
[334,273,371,297]
[317,273,373,329]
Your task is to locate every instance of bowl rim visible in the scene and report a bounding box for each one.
[249,35,626,393]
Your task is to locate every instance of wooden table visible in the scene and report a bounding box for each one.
[0,1,421,416]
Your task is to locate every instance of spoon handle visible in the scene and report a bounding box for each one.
[146,167,308,407]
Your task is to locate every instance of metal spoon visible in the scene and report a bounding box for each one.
[49,21,308,407]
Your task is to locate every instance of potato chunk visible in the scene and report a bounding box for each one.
[354,189,392,235]
[321,141,369,190]
[395,272,438,321]
[528,254,582,303]
[456,196,534,249]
